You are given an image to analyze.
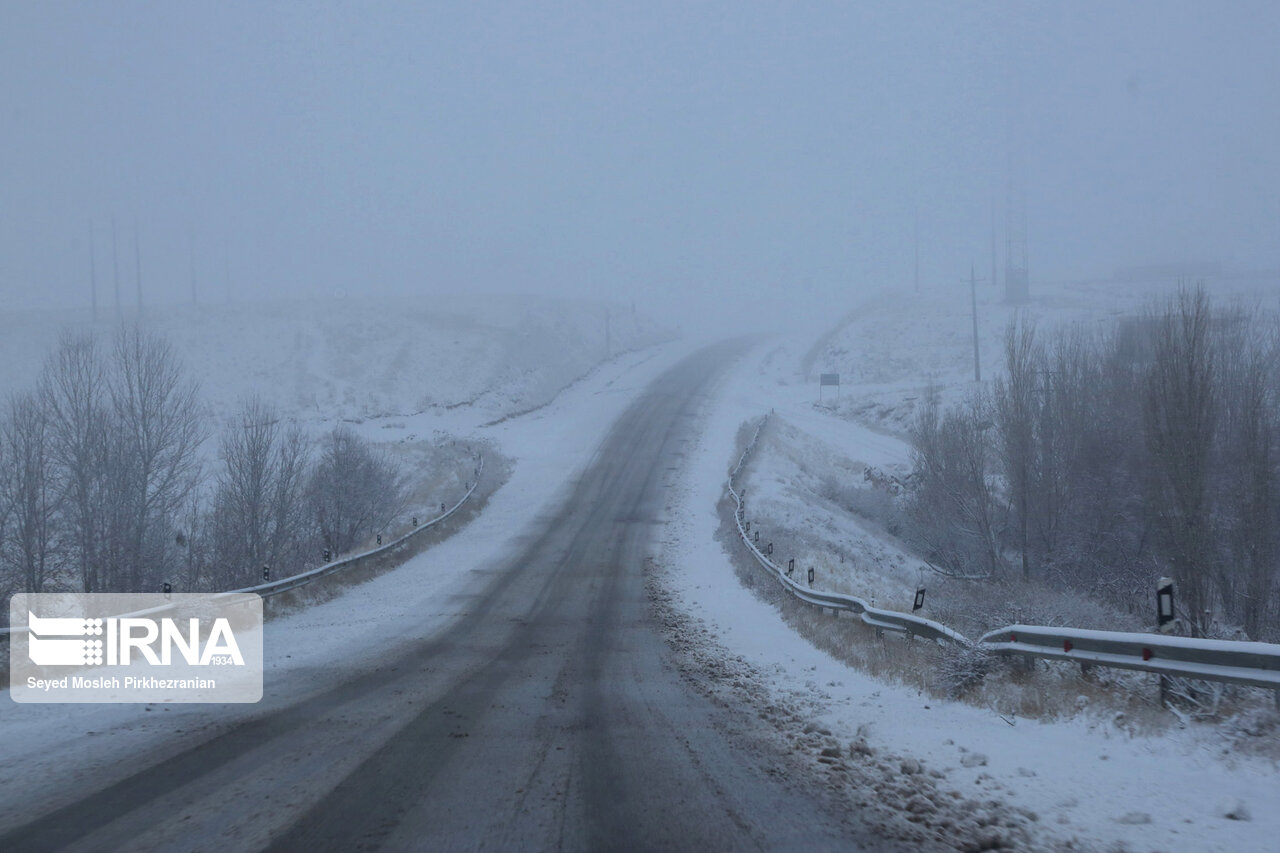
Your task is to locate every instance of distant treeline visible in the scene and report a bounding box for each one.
[907,286,1278,641]
[0,326,405,601]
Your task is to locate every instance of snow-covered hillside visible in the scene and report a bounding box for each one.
[803,274,1280,434]
[0,294,672,423]
[655,280,1280,850]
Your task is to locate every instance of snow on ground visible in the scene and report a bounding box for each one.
[0,335,700,828]
[737,411,1141,640]
[659,339,1280,852]
[0,293,673,576]
[0,293,670,424]
[803,274,1279,434]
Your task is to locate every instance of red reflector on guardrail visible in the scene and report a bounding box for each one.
[1142,648,1153,661]
[1010,633,1017,643]
[1064,639,1073,652]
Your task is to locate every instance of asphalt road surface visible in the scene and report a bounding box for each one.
[2,343,870,852]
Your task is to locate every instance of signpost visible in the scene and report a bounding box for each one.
[1156,578,1175,632]
[819,373,840,403]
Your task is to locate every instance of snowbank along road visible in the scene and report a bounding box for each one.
[1,342,877,852]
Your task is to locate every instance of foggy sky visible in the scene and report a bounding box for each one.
[2,1,1277,326]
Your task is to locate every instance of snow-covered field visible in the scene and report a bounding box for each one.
[0,294,670,424]
[657,274,1280,851]
[803,274,1279,432]
[0,293,674,558]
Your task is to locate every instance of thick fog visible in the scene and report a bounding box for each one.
[2,1,1277,332]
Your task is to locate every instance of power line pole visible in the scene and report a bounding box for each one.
[990,196,999,292]
[1004,160,1029,304]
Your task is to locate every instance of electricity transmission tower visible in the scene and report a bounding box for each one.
[969,265,983,381]
[1004,160,1029,304]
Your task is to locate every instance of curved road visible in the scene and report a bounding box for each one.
[2,343,868,852]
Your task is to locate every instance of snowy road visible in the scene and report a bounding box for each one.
[0,342,870,852]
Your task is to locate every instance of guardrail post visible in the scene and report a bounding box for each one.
[1159,674,1170,707]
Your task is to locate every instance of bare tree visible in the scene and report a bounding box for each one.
[0,413,12,601]
[1213,302,1277,638]
[307,426,404,557]
[1142,286,1218,636]
[213,395,310,586]
[905,286,1279,639]
[1,392,59,592]
[269,422,311,573]
[908,388,1007,579]
[108,325,206,592]
[993,318,1039,580]
[40,332,109,592]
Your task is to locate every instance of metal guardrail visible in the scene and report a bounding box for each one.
[979,624,1280,690]
[728,413,1280,697]
[228,453,484,600]
[0,454,484,636]
[728,415,966,646]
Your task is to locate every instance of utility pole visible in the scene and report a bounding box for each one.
[990,197,999,292]
[1004,159,1029,304]
[89,221,98,322]
[133,221,143,315]
[111,215,121,320]
[970,264,982,382]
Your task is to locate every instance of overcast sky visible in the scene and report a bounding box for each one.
[2,1,1277,324]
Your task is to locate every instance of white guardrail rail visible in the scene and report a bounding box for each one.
[730,414,1280,696]
[0,454,484,638]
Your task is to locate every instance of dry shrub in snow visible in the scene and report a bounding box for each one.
[937,643,992,698]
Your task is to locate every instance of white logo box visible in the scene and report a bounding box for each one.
[9,593,263,703]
